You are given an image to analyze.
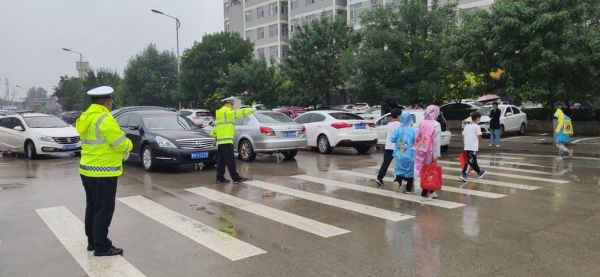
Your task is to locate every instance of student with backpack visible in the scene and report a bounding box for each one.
[459,112,487,182]
[390,112,417,193]
[414,105,442,199]
[376,109,402,186]
[554,107,574,159]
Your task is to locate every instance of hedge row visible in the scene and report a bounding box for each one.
[523,108,600,121]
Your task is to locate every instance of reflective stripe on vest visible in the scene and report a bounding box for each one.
[81,114,108,145]
[80,164,121,172]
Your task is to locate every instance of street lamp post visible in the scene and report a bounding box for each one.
[62,48,84,79]
[151,9,181,73]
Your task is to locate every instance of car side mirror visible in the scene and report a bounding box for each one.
[128,125,139,130]
[13,126,24,131]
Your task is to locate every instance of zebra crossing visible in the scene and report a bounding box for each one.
[34,152,571,275]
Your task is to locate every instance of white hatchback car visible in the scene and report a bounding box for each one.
[179,109,214,127]
[375,110,452,152]
[0,113,81,159]
[294,111,378,154]
[462,104,527,135]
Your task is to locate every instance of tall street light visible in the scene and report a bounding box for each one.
[62,48,84,79]
[151,9,181,73]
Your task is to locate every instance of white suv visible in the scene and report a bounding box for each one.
[179,109,214,127]
[0,113,81,159]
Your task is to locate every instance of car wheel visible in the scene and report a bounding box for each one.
[519,123,526,135]
[354,145,371,154]
[238,140,257,162]
[142,145,156,171]
[317,135,333,154]
[282,150,298,160]
[25,141,37,160]
[441,145,449,153]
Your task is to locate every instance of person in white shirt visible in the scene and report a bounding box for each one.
[460,112,486,182]
[376,109,402,186]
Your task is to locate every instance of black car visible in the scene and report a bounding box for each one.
[112,107,217,171]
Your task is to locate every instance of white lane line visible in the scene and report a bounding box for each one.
[356,169,506,199]
[292,175,465,209]
[478,155,524,160]
[473,160,551,168]
[185,187,349,238]
[442,167,569,184]
[500,152,600,161]
[502,136,524,141]
[572,137,600,144]
[118,195,266,261]
[245,180,413,222]
[540,133,549,136]
[36,206,146,277]
[437,160,552,175]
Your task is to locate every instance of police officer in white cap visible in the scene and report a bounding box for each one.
[76,86,133,256]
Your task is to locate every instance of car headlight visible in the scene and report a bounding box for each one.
[39,135,53,142]
[156,136,177,148]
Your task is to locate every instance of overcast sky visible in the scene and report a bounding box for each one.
[0,0,223,99]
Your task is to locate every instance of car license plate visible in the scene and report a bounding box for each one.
[63,145,77,150]
[191,152,209,159]
[283,131,296,138]
[355,123,366,129]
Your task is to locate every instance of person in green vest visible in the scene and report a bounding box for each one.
[210,96,254,184]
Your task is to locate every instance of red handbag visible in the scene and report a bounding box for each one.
[459,152,473,172]
[420,163,442,190]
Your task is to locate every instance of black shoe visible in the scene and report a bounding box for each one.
[216,178,230,184]
[375,178,385,186]
[87,244,95,251]
[94,246,123,256]
[233,177,248,184]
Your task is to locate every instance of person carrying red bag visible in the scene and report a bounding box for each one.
[459,112,487,182]
[414,105,443,199]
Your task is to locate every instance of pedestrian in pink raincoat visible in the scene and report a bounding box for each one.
[414,105,442,199]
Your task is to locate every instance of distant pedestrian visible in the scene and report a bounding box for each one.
[488,102,501,147]
[390,112,417,193]
[553,107,574,159]
[414,105,442,199]
[459,112,486,182]
[376,109,402,186]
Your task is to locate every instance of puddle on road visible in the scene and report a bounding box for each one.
[0,183,25,191]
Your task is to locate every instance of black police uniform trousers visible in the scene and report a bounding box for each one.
[216,143,241,181]
[81,175,118,252]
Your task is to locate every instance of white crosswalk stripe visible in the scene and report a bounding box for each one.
[292,175,465,209]
[499,152,600,161]
[346,169,507,199]
[478,155,524,160]
[36,206,146,277]
[436,160,552,175]
[441,167,569,184]
[185,187,350,238]
[118,195,266,261]
[465,160,551,168]
[245,180,413,222]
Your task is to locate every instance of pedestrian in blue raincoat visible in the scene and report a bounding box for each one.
[390,112,418,194]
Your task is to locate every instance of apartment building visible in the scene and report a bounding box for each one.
[438,0,494,10]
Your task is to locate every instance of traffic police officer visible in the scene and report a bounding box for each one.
[76,86,133,256]
[210,96,254,184]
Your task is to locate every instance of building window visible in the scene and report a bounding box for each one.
[257,6,264,18]
[305,0,316,6]
[370,0,381,7]
[245,30,253,40]
[281,23,288,37]
[281,46,288,59]
[350,3,362,20]
[269,45,278,59]
[305,14,314,24]
[257,27,264,39]
[269,24,278,37]
[245,10,253,22]
[257,48,265,59]
[281,2,288,15]
[224,2,230,13]
[269,3,278,16]
[225,20,230,31]
[291,0,298,9]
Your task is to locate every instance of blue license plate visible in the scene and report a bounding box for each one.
[355,123,366,129]
[191,152,209,159]
[283,131,296,138]
[63,145,77,150]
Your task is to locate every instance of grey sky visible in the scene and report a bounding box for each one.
[0,0,224,99]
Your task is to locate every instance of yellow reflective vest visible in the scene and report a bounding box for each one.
[210,106,254,145]
[76,104,133,177]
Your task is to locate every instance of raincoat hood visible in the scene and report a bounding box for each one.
[400,112,413,127]
[76,104,110,135]
[554,108,564,119]
[424,105,440,120]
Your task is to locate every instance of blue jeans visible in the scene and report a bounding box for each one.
[489,129,501,145]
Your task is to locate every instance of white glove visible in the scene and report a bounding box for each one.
[123,151,130,161]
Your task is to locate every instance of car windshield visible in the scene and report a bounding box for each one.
[329,112,364,120]
[196,112,211,117]
[255,112,293,123]
[24,116,69,128]
[477,107,492,116]
[142,115,196,130]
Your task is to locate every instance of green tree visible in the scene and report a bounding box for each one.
[283,17,358,107]
[53,76,84,111]
[121,44,178,107]
[25,87,48,99]
[81,69,122,108]
[179,32,254,108]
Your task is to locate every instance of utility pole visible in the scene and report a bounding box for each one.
[4,78,9,105]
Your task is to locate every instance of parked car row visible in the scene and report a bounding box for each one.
[462,104,527,135]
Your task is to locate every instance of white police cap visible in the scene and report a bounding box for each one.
[222,96,236,103]
[87,86,114,97]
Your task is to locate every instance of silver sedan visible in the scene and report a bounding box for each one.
[234,111,307,162]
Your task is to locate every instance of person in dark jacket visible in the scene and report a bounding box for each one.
[488,102,501,147]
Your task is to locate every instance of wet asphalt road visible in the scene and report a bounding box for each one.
[1,149,600,277]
